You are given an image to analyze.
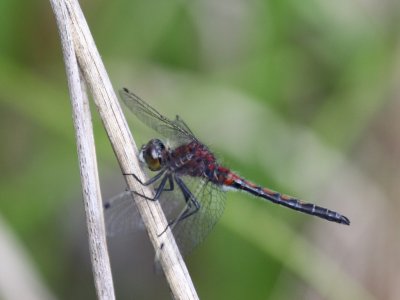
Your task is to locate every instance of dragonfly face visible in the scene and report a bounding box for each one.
[139,138,168,171]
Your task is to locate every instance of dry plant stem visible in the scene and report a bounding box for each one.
[52,0,198,299]
[50,1,115,299]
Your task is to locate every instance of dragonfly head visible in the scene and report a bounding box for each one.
[139,139,167,171]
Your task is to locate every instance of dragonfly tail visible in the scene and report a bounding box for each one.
[231,177,350,225]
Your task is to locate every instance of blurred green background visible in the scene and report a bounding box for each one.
[1,0,399,299]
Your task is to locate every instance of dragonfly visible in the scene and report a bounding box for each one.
[104,88,350,255]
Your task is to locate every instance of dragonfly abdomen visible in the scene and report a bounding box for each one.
[216,168,350,225]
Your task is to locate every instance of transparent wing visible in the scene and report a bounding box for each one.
[104,191,181,236]
[119,88,198,146]
[170,176,226,256]
[104,191,144,236]
[173,115,196,137]
[104,176,226,256]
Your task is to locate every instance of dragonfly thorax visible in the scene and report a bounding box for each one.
[139,138,168,171]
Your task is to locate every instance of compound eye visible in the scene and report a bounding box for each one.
[144,155,161,171]
[140,139,166,171]
[143,148,162,171]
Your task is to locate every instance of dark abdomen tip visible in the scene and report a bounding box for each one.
[339,215,350,225]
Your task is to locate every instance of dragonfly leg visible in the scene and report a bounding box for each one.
[123,169,166,186]
[153,174,174,199]
[157,174,174,192]
[172,175,201,224]
[129,173,173,202]
[157,176,200,237]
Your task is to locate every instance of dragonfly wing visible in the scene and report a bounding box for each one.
[104,175,226,255]
[104,191,144,236]
[104,189,185,237]
[119,88,197,146]
[173,115,196,137]
[169,176,226,256]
